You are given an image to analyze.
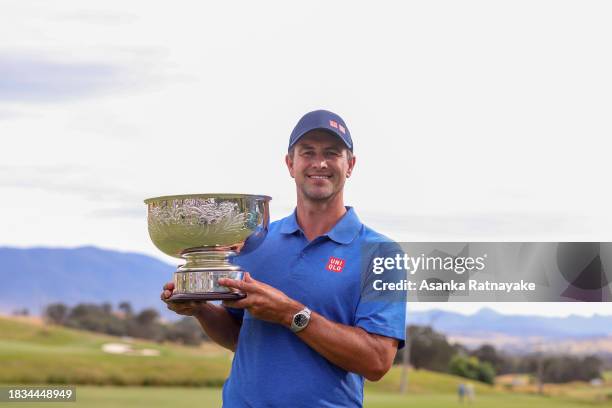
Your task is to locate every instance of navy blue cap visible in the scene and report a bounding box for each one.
[288,110,353,152]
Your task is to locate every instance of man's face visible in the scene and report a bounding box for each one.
[285,130,356,202]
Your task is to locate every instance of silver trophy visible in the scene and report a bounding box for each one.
[145,194,271,302]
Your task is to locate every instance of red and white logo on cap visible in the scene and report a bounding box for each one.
[326,256,345,273]
[329,120,338,129]
[338,124,346,134]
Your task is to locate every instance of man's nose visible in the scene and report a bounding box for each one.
[309,154,328,168]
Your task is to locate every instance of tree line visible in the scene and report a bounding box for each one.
[394,325,603,385]
[44,302,208,345]
[42,303,604,385]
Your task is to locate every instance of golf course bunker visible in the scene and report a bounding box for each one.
[102,343,160,356]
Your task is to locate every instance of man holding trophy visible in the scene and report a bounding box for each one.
[159,110,406,407]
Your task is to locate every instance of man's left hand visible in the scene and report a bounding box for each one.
[219,273,301,327]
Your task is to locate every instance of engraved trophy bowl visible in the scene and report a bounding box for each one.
[145,193,271,302]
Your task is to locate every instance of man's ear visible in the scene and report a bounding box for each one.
[285,154,295,178]
[346,154,356,178]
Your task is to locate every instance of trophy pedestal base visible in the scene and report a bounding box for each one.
[169,292,246,302]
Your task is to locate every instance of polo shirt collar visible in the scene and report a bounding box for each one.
[280,206,362,245]
[279,210,301,234]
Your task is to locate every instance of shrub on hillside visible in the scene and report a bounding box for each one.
[43,302,207,345]
[449,355,496,385]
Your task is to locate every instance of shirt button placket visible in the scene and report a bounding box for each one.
[292,248,308,279]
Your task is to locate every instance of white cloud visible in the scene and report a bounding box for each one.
[0,0,611,316]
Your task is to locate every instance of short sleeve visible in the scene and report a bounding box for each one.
[355,241,407,349]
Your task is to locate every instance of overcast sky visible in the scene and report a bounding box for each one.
[1,1,611,316]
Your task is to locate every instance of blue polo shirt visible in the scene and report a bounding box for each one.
[222,207,406,408]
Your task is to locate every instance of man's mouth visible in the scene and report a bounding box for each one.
[307,175,331,180]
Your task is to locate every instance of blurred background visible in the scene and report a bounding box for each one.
[1,0,611,406]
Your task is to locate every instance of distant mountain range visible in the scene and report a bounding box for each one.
[2,246,612,347]
[408,308,612,354]
[0,246,174,318]
[407,308,612,338]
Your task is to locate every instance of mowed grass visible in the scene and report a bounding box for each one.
[0,386,604,408]
[0,317,232,386]
[367,364,498,395]
[1,316,611,407]
[367,367,612,406]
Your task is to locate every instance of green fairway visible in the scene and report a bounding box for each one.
[0,386,220,408]
[0,386,607,408]
[1,316,611,407]
[365,392,604,408]
[0,317,232,386]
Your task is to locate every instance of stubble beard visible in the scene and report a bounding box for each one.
[298,178,345,203]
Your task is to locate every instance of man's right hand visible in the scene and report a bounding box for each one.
[161,282,241,351]
[160,282,203,316]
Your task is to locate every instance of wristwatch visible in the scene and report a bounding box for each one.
[290,307,311,333]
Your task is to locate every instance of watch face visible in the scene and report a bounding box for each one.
[294,313,308,327]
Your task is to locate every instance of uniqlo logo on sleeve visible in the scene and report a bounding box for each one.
[326,256,345,272]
